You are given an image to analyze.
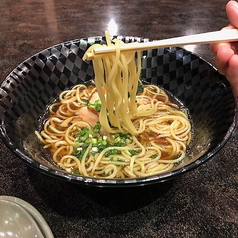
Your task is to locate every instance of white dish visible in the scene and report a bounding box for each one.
[0,196,54,238]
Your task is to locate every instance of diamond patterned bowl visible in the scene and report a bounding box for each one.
[0,36,236,187]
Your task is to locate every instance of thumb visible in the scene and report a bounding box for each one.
[226,1,238,28]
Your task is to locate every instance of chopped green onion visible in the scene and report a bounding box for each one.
[88,99,102,112]
[73,123,134,160]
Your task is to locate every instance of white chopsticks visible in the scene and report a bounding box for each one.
[85,29,238,60]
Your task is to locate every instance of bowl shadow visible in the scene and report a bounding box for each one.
[27,166,174,218]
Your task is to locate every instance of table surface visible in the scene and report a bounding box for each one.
[0,0,237,237]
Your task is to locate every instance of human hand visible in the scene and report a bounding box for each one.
[210,0,238,98]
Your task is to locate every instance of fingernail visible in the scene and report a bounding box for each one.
[231,0,238,7]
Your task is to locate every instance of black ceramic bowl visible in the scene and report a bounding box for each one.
[0,36,236,187]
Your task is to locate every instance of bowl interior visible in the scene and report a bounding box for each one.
[0,36,236,187]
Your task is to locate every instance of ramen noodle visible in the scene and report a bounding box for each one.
[35,33,192,178]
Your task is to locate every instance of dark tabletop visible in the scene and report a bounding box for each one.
[0,0,237,237]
